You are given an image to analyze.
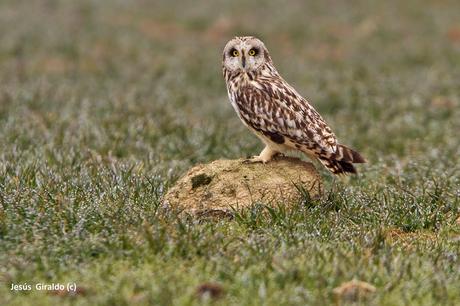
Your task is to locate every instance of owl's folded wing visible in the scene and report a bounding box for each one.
[236,83,338,154]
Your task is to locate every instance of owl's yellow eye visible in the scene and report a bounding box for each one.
[232,50,239,57]
[248,49,256,56]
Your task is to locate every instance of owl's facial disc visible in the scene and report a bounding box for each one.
[223,36,268,73]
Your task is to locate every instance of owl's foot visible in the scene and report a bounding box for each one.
[243,146,280,164]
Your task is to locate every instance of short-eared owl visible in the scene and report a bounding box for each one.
[222,36,366,175]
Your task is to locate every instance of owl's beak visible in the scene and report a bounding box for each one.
[241,53,246,69]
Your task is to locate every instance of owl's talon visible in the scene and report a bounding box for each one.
[243,146,279,164]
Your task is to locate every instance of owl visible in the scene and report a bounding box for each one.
[222,36,366,175]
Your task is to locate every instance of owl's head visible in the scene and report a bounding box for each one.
[222,36,271,73]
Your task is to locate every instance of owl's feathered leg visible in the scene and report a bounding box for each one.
[244,146,279,164]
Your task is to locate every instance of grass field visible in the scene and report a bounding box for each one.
[1,0,459,305]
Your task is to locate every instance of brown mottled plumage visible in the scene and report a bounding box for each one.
[222,36,366,175]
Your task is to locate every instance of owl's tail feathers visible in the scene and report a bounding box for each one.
[318,145,366,175]
[319,158,357,175]
[336,144,366,164]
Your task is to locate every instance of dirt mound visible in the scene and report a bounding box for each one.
[163,157,322,216]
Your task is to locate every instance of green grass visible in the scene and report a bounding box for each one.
[1,0,459,305]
